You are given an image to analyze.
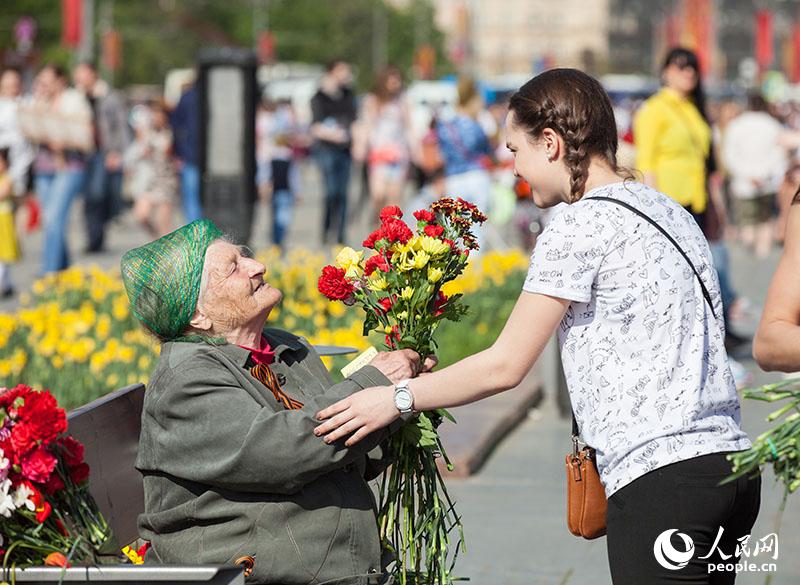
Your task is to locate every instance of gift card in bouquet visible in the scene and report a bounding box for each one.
[340,346,379,378]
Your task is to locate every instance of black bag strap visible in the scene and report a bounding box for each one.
[569,195,718,442]
[587,196,716,319]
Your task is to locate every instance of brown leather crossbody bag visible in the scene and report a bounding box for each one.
[565,195,717,540]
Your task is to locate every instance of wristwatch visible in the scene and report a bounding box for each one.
[393,379,415,420]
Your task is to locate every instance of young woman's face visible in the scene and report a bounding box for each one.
[663,61,698,96]
[505,111,564,208]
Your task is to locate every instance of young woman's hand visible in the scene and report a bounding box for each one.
[314,385,397,446]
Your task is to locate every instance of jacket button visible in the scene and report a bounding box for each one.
[277,373,286,385]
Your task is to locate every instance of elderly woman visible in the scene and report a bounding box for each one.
[121,219,427,585]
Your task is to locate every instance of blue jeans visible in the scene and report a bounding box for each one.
[84,151,123,250]
[37,169,85,274]
[314,146,351,244]
[271,189,294,248]
[180,163,202,223]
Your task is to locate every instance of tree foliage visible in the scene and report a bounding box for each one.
[0,0,451,89]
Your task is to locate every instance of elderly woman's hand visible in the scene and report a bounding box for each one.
[368,350,437,384]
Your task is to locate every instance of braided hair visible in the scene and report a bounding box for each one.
[508,69,624,202]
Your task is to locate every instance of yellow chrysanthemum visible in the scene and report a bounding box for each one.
[334,247,364,278]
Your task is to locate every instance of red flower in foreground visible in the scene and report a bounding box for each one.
[44,552,70,568]
[364,254,390,276]
[43,470,65,495]
[432,291,449,317]
[58,436,84,467]
[379,205,403,221]
[423,224,444,238]
[70,462,90,485]
[317,266,355,301]
[381,218,413,244]
[0,384,33,410]
[17,390,67,446]
[385,325,401,349]
[20,445,58,484]
[413,209,435,223]
[378,297,394,313]
[362,228,384,249]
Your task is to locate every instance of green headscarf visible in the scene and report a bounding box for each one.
[121,219,223,340]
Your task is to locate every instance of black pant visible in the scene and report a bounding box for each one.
[607,452,761,585]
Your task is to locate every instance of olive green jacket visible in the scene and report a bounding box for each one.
[136,328,399,585]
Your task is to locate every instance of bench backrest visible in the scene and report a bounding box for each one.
[67,383,145,547]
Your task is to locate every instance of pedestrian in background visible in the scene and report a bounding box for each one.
[436,77,493,251]
[0,148,19,297]
[256,97,303,250]
[73,61,130,253]
[722,93,796,259]
[634,47,710,226]
[124,101,177,238]
[171,80,202,223]
[636,47,749,364]
[354,65,411,220]
[24,65,92,274]
[0,68,34,203]
[310,59,356,246]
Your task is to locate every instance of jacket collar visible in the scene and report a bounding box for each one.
[214,328,305,368]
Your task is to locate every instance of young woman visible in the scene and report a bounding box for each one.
[355,65,412,218]
[315,68,760,585]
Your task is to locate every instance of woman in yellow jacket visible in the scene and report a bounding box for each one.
[634,47,711,226]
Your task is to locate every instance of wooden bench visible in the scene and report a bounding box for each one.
[5,384,244,585]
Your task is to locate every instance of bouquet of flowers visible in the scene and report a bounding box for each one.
[0,384,115,569]
[728,379,800,494]
[318,198,486,584]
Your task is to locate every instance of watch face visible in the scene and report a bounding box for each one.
[395,389,413,411]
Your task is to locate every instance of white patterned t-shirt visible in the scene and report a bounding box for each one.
[523,181,751,497]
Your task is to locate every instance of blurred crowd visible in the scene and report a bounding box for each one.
[1,51,800,355]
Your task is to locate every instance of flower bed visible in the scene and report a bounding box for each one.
[0,249,528,410]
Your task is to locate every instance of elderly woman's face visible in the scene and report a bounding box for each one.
[199,241,282,332]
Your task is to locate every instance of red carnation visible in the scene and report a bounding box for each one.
[364,254,390,276]
[58,436,84,467]
[43,470,65,495]
[17,390,67,446]
[362,228,384,249]
[10,422,37,459]
[69,462,90,485]
[318,266,355,301]
[378,297,394,313]
[381,218,413,244]
[423,224,444,238]
[413,209,435,223]
[0,384,33,410]
[21,445,58,484]
[379,205,403,221]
